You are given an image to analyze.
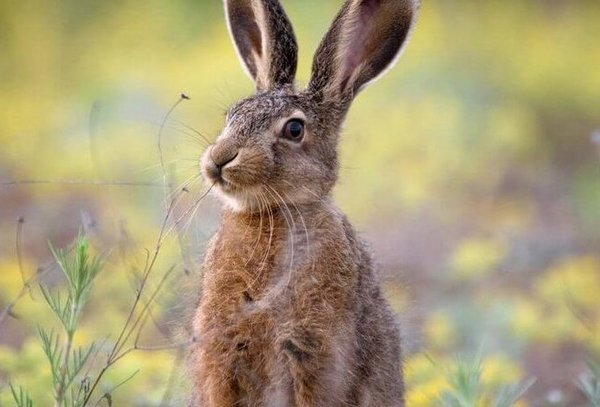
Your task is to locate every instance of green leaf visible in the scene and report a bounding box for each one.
[589,359,600,382]
[493,377,536,407]
[440,352,483,407]
[39,285,70,331]
[38,327,62,386]
[65,343,97,389]
[9,383,34,407]
[576,375,600,407]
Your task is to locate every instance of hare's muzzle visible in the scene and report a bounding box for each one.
[201,143,240,185]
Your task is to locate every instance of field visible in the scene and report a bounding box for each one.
[1,0,600,405]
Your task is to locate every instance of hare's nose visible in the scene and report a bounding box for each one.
[213,151,239,173]
[209,139,239,175]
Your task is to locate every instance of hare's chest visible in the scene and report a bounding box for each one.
[198,224,318,343]
[207,220,314,296]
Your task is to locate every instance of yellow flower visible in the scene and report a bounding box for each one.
[451,238,507,280]
[406,376,449,407]
[537,256,600,310]
[481,354,523,387]
[405,353,449,407]
[423,311,457,350]
[509,298,543,340]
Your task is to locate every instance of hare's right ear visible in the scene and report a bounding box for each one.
[308,0,418,104]
[224,0,298,91]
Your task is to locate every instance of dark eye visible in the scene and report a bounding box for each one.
[282,119,305,142]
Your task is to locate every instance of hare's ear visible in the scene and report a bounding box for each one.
[309,0,417,102]
[224,0,298,91]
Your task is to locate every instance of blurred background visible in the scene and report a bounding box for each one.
[1,0,599,405]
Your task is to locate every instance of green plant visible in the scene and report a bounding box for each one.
[440,352,535,407]
[9,385,33,407]
[577,359,600,407]
[10,235,105,407]
[4,198,192,405]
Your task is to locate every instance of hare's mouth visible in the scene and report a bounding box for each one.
[202,160,241,193]
[211,166,261,195]
[217,177,237,192]
[212,179,265,212]
[215,174,253,197]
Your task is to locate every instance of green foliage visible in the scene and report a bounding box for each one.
[10,235,107,407]
[493,380,537,407]
[46,238,103,336]
[440,352,535,407]
[577,359,600,407]
[441,353,483,406]
[9,384,33,407]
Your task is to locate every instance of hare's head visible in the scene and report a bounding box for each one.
[201,0,418,211]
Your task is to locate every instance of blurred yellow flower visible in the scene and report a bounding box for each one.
[423,311,457,350]
[451,238,507,280]
[537,256,600,310]
[0,338,54,405]
[509,256,600,347]
[406,376,449,407]
[405,353,449,407]
[486,103,538,157]
[510,298,543,340]
[481,354,523,387]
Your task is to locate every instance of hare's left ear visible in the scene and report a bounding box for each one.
[309,0,418,103]
[224,0,298,91]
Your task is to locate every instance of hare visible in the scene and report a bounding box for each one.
[190,0,418,405]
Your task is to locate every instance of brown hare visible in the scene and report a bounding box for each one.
[191,0,418,405]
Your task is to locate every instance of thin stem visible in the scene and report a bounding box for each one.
[158,94,189,204]
[80,191,183,406]
[53,330,75,407]
[0,218,48,326]
[16,217,26,286]
[0,179,170,188]
[0,270,45,325]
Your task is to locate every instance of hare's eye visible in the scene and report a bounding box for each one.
[282,119,305,142]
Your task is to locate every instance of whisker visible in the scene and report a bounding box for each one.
[282,180,335,217]
[180,137,210,149]
[264,185,295,277]
[280,188,312,271]
[257,190,274,277]
[167,174,200,202]
[245,191,271,289]
[244,190,264,267]
[169,118,215,145]
[180,194,204,241]
[163,183,216,241]
[135,158,188,175]
[145,120,210,148]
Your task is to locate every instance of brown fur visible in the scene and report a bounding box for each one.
[190,0,418,405]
